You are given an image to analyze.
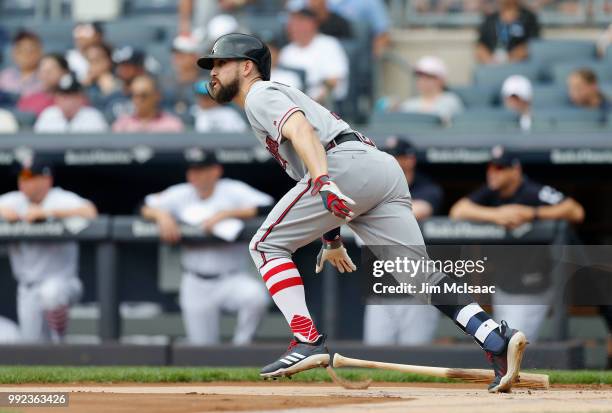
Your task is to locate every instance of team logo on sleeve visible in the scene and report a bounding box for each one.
[265,136,288,169]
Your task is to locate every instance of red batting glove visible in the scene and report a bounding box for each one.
[311,175,356,220]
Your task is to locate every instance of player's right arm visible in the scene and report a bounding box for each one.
[141,205,181,244]
[282,111,355,220]
[141,188,184,243]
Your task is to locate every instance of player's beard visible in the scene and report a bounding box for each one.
[211,78,240,104]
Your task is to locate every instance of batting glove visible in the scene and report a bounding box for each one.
[315,236,357,274]
[312,175,355,220]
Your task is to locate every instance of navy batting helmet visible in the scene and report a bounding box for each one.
[197,33,271,81]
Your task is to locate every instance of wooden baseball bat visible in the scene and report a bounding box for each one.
[332,353,549,389]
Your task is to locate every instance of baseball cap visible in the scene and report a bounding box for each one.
[414,56,447,82]
[207,14,240,41]
[55,72,82,94]
[184,148,219,168]
[17,156,53,179]
[383,135,416,157]
[501,75,532,102]
[112,46,145,66]
[172,34,201,54]
[489,145,520,168]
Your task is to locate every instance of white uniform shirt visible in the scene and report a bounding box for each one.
[144,179,273,275]
[0,188,91,284]
[66,49,89,83]
[245,81,352,181]
[192,106,248,133]
[34,106,109,133]
[279,34,349,101]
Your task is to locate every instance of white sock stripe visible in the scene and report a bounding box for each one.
[474,320,500,343]
[291,353,305,359]
[260,258,294,275]
[285,355,299,362]
[265,268,301,290]
[279,358,293,365]
[456,303,484,327]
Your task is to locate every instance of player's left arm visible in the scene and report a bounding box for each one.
[281,111,355,220]
[535,197,584,224]
[47,202,98,220]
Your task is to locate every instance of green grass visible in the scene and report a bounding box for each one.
[0,366,610,385]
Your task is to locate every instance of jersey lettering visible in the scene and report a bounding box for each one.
[265,136,288,169]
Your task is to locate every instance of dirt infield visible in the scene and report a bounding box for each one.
[0,383,610,413]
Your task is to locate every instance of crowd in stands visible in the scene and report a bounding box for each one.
[1,0,611,132]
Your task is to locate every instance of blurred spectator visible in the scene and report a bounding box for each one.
[17,54,69,116]
[363,136,443,346]
[107,46,149,118]
[192,80,247,133]
[112,74,184,133]
[34,73,109,133]
[293,0,391,56]
[178,0,250,37]
[0,30,43,97]
[0,156,97,343]
[280,8,349,104]
[141,151,272,345]
[450,146,584,341]
[501,74,532,132]
[476,0,540,64]
[82,43,121,108]
[306,0,353,39]
[567,68,610,123]
[399,56,464,125]
[268,41,304,90]
[66,22,104,82]
[0,109,19,133]
[164,35,205,115]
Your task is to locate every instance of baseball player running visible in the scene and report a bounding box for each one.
[197,33,527,393]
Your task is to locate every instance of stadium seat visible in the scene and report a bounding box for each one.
[532,108,606,131]
[450,85,496,108]
[531,85,571,109]
[104,21,164,47]
[243,14,285,47]
[1,0,36,19]
[368,111,442,131]
[125,0,177,16]
[9,109,36,130]
[145,43,172,75]
[4,21,74,47]
[550,61,611,85]
[473,62,541,89]
[451,109,519,132]
[529,39,596,64]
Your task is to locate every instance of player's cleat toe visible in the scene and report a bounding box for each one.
[260,334,330,379]
[486,321,528,393]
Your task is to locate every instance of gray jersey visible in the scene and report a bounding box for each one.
[245,81,352,181]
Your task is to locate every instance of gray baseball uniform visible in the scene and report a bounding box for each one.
[245,81,444,298]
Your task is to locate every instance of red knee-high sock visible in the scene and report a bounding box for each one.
[260,258,320,342]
